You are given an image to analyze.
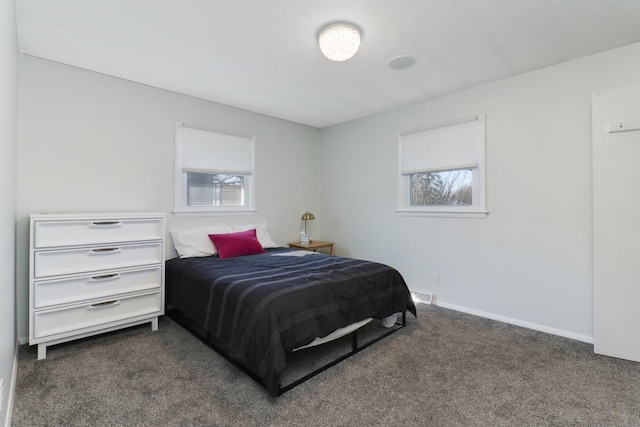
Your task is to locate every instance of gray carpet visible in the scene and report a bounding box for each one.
[12,305,640,426]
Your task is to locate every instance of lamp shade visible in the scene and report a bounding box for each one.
[318,23,361,61]
[301,212,315,221]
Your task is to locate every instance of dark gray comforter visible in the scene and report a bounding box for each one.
[165,248,416,396]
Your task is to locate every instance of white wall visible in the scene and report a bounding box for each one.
[15,38,640,349]
[16,55,320,341]
[0,0,17,425]
[318,42,640,342]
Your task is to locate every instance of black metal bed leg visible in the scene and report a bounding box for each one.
[352,330,358,352]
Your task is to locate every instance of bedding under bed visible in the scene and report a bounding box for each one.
[165,247,416,396]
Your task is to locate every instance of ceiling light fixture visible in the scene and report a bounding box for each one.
[318,22,361,61]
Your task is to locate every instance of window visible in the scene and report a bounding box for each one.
[175,123,255,215]
[398,115,486,217]
[187,173,244,206]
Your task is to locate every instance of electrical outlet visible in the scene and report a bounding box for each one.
[433,273,440,284]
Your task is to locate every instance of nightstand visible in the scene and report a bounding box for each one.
[288,240,335,255]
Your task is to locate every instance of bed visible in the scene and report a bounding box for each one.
[165,224,416,396]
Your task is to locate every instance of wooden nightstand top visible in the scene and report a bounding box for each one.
[287,240,334,255]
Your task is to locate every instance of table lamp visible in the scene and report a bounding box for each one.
[301,211,315,242]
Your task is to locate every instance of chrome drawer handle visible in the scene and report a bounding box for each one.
[89,248,121,255]
[89,274,121,282]
[90,221,122,228]
[89,300,120,309]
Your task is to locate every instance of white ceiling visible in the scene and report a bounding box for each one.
[15,0,640,128]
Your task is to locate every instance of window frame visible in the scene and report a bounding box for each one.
[397,115,487,218]
[174,123,256,217]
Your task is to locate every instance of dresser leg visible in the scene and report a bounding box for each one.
[151,317,158,331]
[37,344,46,360]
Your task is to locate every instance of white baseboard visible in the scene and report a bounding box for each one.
[434,300,594,344]
[2,339,18,427]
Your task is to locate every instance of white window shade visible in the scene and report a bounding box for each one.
[400,118,480,174]
[179,125,253,175]
[174,123,256,215]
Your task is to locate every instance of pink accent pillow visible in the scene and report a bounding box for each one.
[208,229,266,259]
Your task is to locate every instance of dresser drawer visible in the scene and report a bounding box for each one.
[33,266,162,309]
[33,218,163,249]
[34,242,163,278]
[32,291,162,340]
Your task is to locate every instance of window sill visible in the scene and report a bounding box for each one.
[396,209,488,219]
[173,209,257,218]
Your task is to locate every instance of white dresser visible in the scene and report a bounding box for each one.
[29,212,165,359]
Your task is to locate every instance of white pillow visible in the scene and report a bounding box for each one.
[169,224,234,258]
[232,222,278,248]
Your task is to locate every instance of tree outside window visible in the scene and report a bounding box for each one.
[410,169,472,206]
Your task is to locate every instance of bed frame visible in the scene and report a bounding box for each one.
[167,308,408,396]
